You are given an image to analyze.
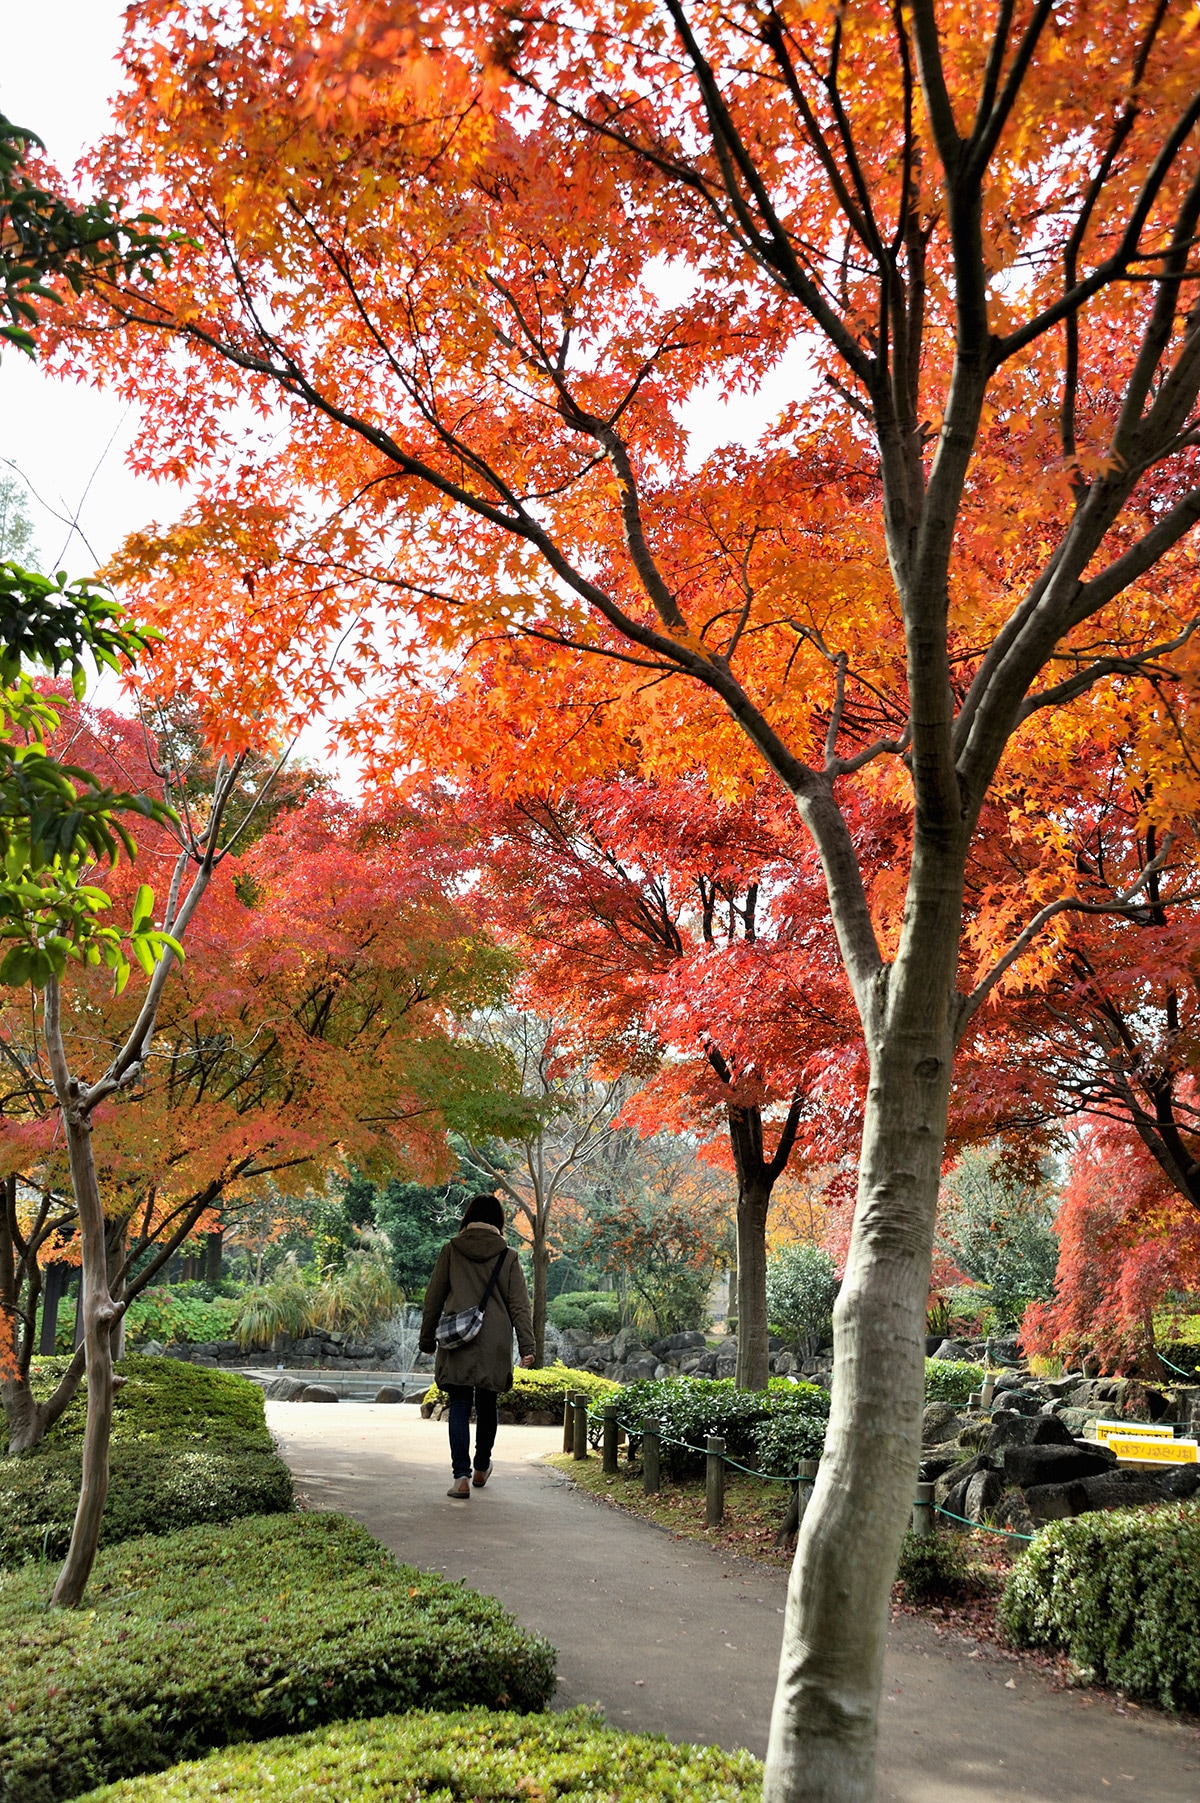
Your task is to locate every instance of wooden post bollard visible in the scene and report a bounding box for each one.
[706,1434,726,1527]
[642,1416,660,1494]
[572,1394,588,1460]
[796,1457,819,1527]
[980,1373,995,1411]
[912,1480,934,1537]
[602,1404,619,1474]
[562,1397,574,1453]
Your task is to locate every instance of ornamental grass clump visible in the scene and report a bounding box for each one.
[76,1708,762,1802]
[0,1513,556,1803]
[1000,1501,1200,1711]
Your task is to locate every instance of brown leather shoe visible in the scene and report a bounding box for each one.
[472,1464,492,1488]
[447,1478,470,1499]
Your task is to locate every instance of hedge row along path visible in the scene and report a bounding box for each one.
[267,1401,1200,1802]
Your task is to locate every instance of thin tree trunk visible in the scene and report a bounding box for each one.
[763,858,961,1802]
[531,1217,549,1366]
[735,1181,771,1391]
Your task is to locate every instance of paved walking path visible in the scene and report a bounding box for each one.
[267,1401,1200,1803]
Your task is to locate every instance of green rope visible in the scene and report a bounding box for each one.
[580,1400,1036,1541]
[1156,1348,1199,1379]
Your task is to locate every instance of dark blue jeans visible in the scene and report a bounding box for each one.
[446,1385,499,1480]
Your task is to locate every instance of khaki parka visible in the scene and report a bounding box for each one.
[419,1223,535,1392]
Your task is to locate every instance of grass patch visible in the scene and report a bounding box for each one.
[547,1452,794,1565]
[0,1512,556,1803]
[77,1708,762,1802]
[2,1359,291,1571]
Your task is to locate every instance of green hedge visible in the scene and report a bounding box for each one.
[26,1354,275,1452]
[123,1287,240,1347]
[1000,1501,1200,1711]
[613,1377,830,1480]
[0,1512,557,1803]
[547,1290,622,1335]
[78,1708,761,1802]
[425,1362,619,1417]
[1,1359,291,1570]
[924,1360,983,1405]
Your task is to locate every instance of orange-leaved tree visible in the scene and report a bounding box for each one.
[54,2,1200,1789]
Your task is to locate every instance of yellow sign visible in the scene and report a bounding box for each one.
[1095,1419,1174,1444]
[1107,1436,1198,1465]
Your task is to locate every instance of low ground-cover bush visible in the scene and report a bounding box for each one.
[78,1708,761,1803]
[895,1530,977,1604]
[29,1355,276,1452]
[1000,1501,1200,1711]
[614,1377,830,1479]
[924,1360,984,1405]
[1,1360,291,1570]
[0,1513,556,1803]
[424,1363,618,1418]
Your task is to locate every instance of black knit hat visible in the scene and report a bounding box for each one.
[461,1193,505,1231]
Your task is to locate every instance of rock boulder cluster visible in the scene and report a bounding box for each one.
[922,1368,1200,1532]
[555,1326,823,1383]
[146,1331,398,1370]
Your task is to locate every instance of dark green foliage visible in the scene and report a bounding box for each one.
[0,1358,291,1569]
[0,113,170,357]
[924,1359,984,1405]
[349,1172,468,1292]
[425,1363,618,1418]
[0,1512,557,1803]
[895,1531,974,1604]
[750,1406,828,1475]
[77,1708,761,1802]
[1000,1502,1200,1711]
[547,1289,621,1335]
[615,1377,830,1480]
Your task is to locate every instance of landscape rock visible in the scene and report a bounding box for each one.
[774,1352,797,1376]
[964,1467,1003,1523]
[992,1488,1034,1535]
[610,1327,646,1363]
[300,1383,339,1403]
[623,1356,660,1382]
[1023,1480,1089,1524]
[264,1376,309,1401]
[653,1331,706,1355]
[679,1352,716,1377]
[986,1338,1022,1364]
[1002,1442,1115,1489]
[140,1341,166,1357]
[986,1410,1074,1453]
[918,1451,963,1482]
[1119,1381,1169,1421]
[922,1402,964,1444]
[295,1338,325,1356]
[1075,1468,1177,1510]
[934,1454,990,1507]
[374,1385,406,1403]
[930,1338,971,1361]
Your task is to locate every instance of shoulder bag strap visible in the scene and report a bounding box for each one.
[479,1247,512,1320]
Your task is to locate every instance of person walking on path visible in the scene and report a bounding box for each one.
[420,1193,536,1499]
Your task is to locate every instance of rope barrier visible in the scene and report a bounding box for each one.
[584,1400,818,1485]
[579,1397,1037,1544]
[1156,1348,1199,1379]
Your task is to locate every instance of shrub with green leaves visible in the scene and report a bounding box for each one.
[0,1513,557,1803]
[1,1358,292,1570]
[77,1708,762,1803]
[924,1359,983,1405]
[614,1377,830,1480]
[895,1530,975,1603]
[424,1362,618,1419]
[750,1405,828,1476]
[1000,1502,1200,1711]
[123,1287,239,1346]
[547,1289,622,1335]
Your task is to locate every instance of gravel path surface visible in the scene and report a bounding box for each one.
[267,1400,1200,1802]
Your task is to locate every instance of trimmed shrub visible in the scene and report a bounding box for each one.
[614,1377,830,1480]
[1,1359,292,1570]
[424,1362,618,1418]
[895,1530,974,1603]
[28,1355,276,1453]
[1000,1501,1200,1711]
[0,1512,557,1803]
[547,1289,622,1335]
[750,1406,828,1475]
[924,1359,983,1405]
[77,1708,762,1802]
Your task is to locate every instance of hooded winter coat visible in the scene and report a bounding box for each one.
[419,1223,536,1392]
